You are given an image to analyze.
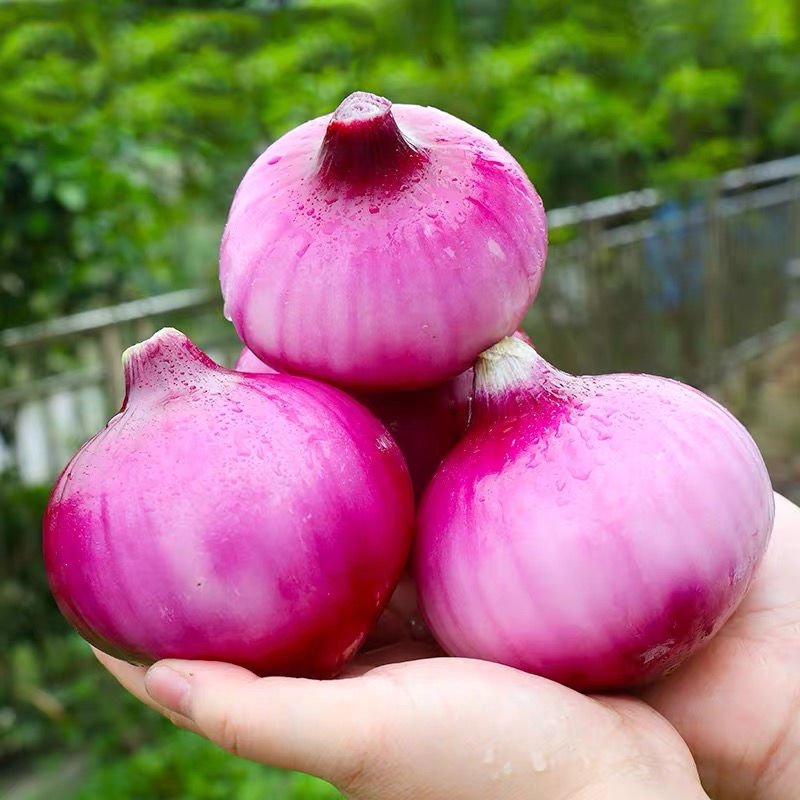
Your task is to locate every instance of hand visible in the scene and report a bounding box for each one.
[95,496,800,800]
[95,644,708,800]
[640,493,800,800]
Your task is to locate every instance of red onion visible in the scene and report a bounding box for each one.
[235,329,532,499]
[237,343,469,499]
[234,345,278,374]
[220,91,547,391]
[43,328,414,677]
[361,331,535,496]
[415,336,774,691]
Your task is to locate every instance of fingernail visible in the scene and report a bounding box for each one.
[145,665,192,717]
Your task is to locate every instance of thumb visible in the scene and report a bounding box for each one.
[144,660,375,789]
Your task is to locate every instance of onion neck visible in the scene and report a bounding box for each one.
[470,336,577,430]
[316,91,427,186]
[122,328,222,405]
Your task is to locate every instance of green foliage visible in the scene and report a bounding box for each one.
[0,475,55,652]
[1,633,342,799]
[1,0,799,328]
[73,723,341,800]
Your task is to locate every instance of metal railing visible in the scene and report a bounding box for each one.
[2,155,799,484]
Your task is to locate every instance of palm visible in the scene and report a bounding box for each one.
[97,640,706,800]
[366,495,800,800]
[641,494,800,800]
[95,495,800,800]
[337,654,702,800]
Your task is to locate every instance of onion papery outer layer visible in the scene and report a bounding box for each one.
[44,328,414,678]
[220,91,547,391]
[415,336,774,691]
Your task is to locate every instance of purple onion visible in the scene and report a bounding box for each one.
[237,343,470,500]
[43,328,414,678]
[220,91,547,391]
[415,336,774,690]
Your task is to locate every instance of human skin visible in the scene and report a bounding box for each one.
[94,494,800,800]
[640,493,800,800]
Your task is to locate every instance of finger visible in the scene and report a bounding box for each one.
[91,647,202,735]
[765,492,800,566]
[143,659,379,787]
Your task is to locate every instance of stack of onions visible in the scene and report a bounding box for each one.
[235,345,471,500]
[43,91,774,689]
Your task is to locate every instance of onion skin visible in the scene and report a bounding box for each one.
[220,91,547,391]
[234,345,278,374]
[362,332,534,498]
[415,336,774,691]
[43,329,414,678]
[356,378,471,500]
[235,328,531,499]
[238,342,470,500]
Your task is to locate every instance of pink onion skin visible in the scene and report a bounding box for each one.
[237,342,470,500]
[234,345,278,374]
[43,329,414,678]
[235,328,531,499]
[356,378,472,500]
[220,91,547,391]
[362,332,534,497]
[415,336,774,691]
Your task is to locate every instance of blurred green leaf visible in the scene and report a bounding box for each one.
[1,0,798,327]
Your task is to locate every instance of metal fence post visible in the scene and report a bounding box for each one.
[99,327,125,413]
[703,184,725,384]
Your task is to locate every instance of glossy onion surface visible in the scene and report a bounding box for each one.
[237,344,470,500]
[220,91,547,390]
[44,329,414,678]
[415,337,774,691]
